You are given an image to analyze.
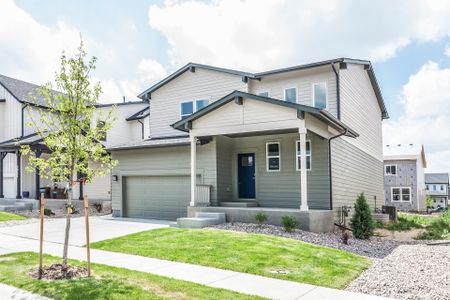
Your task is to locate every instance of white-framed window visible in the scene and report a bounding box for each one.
[426,185,429,190]
[385,164,397,176]
[312,82,327,109]
[295,140,312,171]
[180,99,209,118]
[284,87,297,103]
[266,142,281,172]
[258,91,270,97]
[441,184,445,191]
[391,187,411,202]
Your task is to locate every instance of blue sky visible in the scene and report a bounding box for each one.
[2,0,450,172]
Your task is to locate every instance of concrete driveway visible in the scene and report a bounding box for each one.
[0,216,170,246]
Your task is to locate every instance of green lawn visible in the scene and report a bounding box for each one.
[91,228,370,289]
[385,212,450,240]
[0,252,263,300]
[0,211,27,222]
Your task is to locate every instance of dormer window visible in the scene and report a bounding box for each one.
[385,165,397,176]
[313,82,327,109]
[180,99,209,119]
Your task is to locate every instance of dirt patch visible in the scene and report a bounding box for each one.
[29,264,88,280]
[375,228,425,241]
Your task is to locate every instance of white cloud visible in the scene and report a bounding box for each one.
[383,61,450,173]
[148,0,450,71]
[445,44,450,57]
[138,59,168,83]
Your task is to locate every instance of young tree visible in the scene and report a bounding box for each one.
[21,42,117,267]
[350,193,375,239]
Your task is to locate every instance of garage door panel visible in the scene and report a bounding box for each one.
[124,175,190,220]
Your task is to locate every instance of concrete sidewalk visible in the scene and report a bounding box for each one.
[0,233,393,300]
[0,283,50,300]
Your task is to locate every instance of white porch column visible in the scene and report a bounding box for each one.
[299,128,309,211]
[190,134,197,206]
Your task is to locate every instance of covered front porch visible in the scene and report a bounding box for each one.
[171,91,358,230]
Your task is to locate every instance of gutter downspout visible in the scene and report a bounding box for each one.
[331,63,341,120]
[328,129,347,211]
[21,103,28,137]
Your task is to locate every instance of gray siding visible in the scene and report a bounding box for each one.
[384,160,418,211]
[218,132,330,209]
[331,137,384,213]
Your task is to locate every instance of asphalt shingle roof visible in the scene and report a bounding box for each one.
[425,173,449,184]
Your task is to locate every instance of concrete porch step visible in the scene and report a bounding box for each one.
[220,201,257,208]
[176,217,220,228]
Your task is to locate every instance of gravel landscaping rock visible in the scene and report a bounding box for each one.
[346,244,450,300]
[210,222,425,259]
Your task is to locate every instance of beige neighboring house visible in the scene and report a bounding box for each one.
[0,74,147,209]
[107,58,388,232]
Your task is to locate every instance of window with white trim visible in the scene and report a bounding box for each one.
[313,82,327,109]
[296,140,311,171]
[284,87,297,103]
[180,99,209,118]
[391,187,411,202]
[266,142,281,172]
[385,165,397,176]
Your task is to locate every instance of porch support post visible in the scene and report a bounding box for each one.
[0,152,6,198]
[299,128,309,211]
[190,134,197,206]
[35,150,42,200]
[16,150,22,199]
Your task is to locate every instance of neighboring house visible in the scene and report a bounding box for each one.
[108,57,388,231]
[0,74,147,203]
[425,173,449,208]
[383,144,427,212]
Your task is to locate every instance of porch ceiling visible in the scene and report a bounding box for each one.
[171,90,358,139]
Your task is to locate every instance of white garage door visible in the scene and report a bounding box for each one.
[123,175,191,220]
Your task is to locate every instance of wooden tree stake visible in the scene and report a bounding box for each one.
[38,193,45,279]
[84,194,91,276]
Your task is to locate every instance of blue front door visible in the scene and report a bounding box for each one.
[238,153,255,199]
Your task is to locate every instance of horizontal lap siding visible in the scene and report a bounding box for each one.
[226,133,330,209]
[111,140,218,212]
[150,69,247,138]
[216,136,233,202]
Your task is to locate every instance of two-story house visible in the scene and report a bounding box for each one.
[108,58,388,232]
[383,144,427,212]
[0,74,147,209]
[425,173,449,209]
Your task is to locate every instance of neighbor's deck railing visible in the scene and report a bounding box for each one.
[196,184,211,206]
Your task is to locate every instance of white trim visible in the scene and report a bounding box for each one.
[180,99,209,118]
[266,142,281,172]
[257,90,270,97]
[295,140,312,171]
[385,164,397,176]
[283,86,297,103]
[391,186,412,202]
[312,82,328,109]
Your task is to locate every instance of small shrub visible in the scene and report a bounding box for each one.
[425,195,433,209]
[350,193,374,239]
[386,213,432,231]
[373,220,384,229]
[93,203,103,213]
[255,212,268,225]
[281,216,298,232]
[416,211,450,240]
[43,208,54,216]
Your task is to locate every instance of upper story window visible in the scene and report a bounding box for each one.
[385,165,397,176]
[313,82,327,109]
[258,91,269,97]
[296,140,312,171]
[180,99,209,119]
[441,185,445,191]
[96,121,107,142]
[284,87,297,103]
[266,142,281,172]
[392,187,411,202]
[426,185,429,190]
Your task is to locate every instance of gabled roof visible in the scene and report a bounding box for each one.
[171,90,358,138]
[0,74,61,108]
[425,173,449,184]
[138,58,388,119]
[0,132,45,149]
[383,143,427,167]
[126,106,150,121]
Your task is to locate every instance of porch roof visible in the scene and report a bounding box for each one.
[0,132,50,152]
[171,91,358,138]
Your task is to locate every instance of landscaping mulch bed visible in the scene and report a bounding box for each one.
[29,264,88,280]
[209,222,426,259]
[346,244,450,300]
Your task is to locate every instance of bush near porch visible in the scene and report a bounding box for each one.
[0,211,27,222]
[91,228,370,289]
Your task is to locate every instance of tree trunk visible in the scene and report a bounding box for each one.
[62,182,73,266]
